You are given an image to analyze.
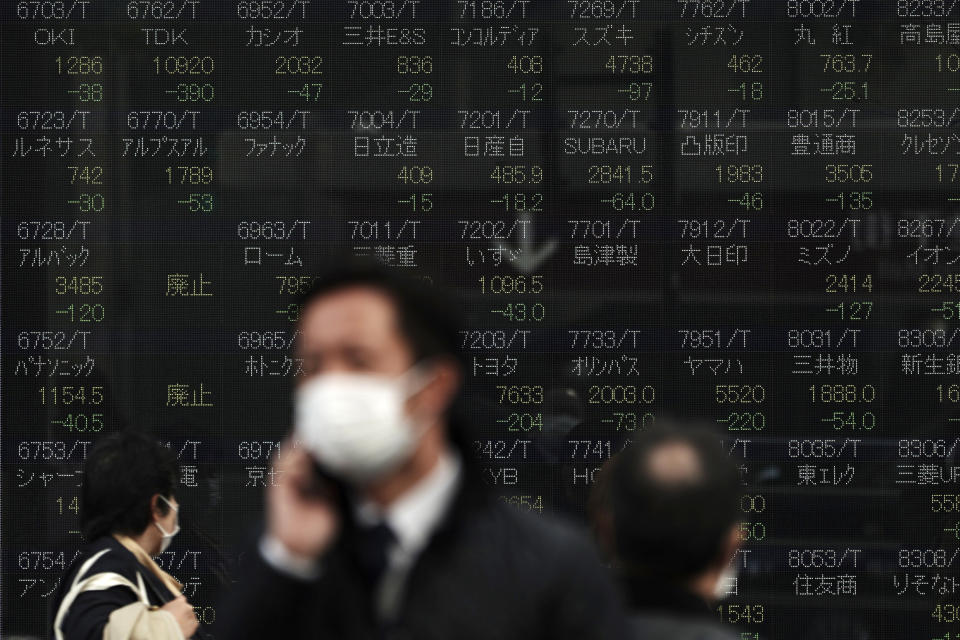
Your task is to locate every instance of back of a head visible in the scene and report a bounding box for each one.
[610,422,742,582]
[81,430,178,541]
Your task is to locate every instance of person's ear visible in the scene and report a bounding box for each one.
[720,523,742,566]
[592,508,616,563]
[411,356,461,416]
[149,494,164,521]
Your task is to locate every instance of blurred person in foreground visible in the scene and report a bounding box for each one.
[51,430,199,640]
[215,259,627,640]
[593,423,744,640]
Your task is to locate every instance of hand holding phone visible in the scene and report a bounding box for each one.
[266,440,341,559]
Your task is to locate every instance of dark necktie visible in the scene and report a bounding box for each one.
[354,520,396,590]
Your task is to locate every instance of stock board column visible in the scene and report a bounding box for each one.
[885,0,960,635]
[218,0,338,585]
[438,0,543,509]
[3,1,124,633]
[332,0,436,269]
[547,1,664,519]
[121,1,223,628]
[773,0,881,635]
[669,0,773,634]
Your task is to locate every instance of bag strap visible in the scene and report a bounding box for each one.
[54,549,151,640]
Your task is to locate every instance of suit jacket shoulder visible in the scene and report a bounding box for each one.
[215,476,630,640]
[391,490,629,640]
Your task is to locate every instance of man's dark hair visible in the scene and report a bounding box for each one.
[296,257,466,368]
[609,422,742,582]
[81,430,178,541]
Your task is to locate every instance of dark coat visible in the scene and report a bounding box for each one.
[621,575,742,640]
[213,470,629,640]
[50,536,180,640]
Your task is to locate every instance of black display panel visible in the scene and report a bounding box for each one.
[3,1,958,638]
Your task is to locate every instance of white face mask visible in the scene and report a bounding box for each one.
[154,495,180,553]
[293,365,432,485]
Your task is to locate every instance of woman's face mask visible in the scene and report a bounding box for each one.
[154,494,180,553]
[293,365,433,485]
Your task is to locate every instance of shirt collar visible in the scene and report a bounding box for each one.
[353,447,462,555]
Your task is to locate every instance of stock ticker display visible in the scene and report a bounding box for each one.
[3,0,960,637]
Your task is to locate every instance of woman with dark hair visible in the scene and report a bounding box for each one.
[51,430,199,640]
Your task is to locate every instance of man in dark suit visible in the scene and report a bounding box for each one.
[215,261,627,640]
[598,423,745,640]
